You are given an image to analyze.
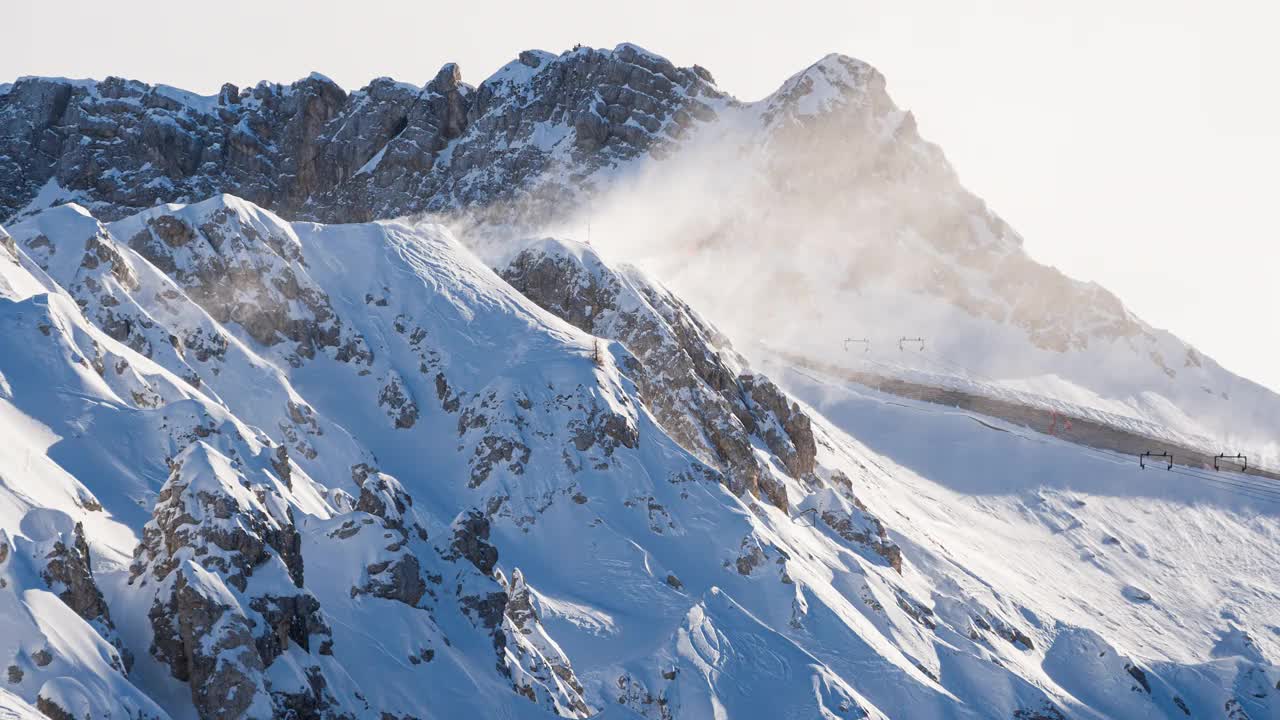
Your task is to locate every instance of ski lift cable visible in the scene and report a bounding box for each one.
[1139,451,1174,470]
[1165,467,1280,504]
[1168,464,1280,494]
[1067,444,1280,502]
[1093,445,1279,491]
[1167,456,1280,489]
[877,351,1277,482]
[1090,446,1280,498]
[1214,453,1248,472]
[800,353,1280,504]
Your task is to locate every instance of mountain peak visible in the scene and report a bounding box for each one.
[431,62,462,92]
[763,52,885,118]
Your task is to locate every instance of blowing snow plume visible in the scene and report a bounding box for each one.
[456,51,1280,471]
[3,40,1280,720]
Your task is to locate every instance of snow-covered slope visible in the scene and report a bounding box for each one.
[2,44,1278,720]
[4,45,1276,470]
[5,197,1273,719]
[556,53,1280,471]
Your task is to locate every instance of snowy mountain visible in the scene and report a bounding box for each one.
[1,43,1278,720]
[533,53,1280,469]
[0,196,1276,720]
[0,46,722,225]
[3,45,1275,468]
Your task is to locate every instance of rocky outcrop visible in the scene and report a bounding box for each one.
[345,464,427,606]
[129,442,339,720]
[8,511,132,676]
[740,374,816,478]
[11,208,176,367]
[0,45,724,225]
[32,520,131,670]
[121,201,366,366]
[147,566,274,720]
[445,512,590,718]
[297,45,723,223]
[500,239,820,510]
[795,489,903,573]
[0,73,348,221]
[0,223,15,261]
[495,568,591,718]
[454,377,639,493]
[615,672,673,720]
[447,510,499,577]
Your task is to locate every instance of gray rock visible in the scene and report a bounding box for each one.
[148,568,272,720]
[131,443,338,720]
[500,241,811,510]
[0,45,723,225]
[448,510,498,575]
[36,521,132,670]
[0,223,15,261]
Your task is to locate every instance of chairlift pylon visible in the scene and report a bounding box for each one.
[1214,453,1247,472]
[1139,451,1173,470]
[899,336,924,352]
[844,337,870,353]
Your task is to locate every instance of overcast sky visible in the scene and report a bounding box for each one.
[8,0,1278,392]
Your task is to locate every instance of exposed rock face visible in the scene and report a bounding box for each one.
[132,446,306,592]
[794,488,903,573]
[740,374,816,479]
[147,566,273,720]
[121,200,362,365]
[7,512,132,677]
[351,463,422,537]
[317,44,723,223]
[453,369,640,494]
[500,238,819,510]
[129,442,339,720]
[616,672,673,720]
[346,464,427,606]
[447,510,498,577]
[0,45,724,225]
[14,207,166,364]
[33,521,131,670]
[820,508,902,572]
[0,73,348,221]
[495,568,591,718]
[0,223,15,261]
[35,690,76,720]
[445,512,590,718]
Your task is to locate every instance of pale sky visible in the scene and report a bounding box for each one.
[8,1,1278,392]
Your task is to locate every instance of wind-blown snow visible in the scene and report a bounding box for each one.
[0,53,1277,717]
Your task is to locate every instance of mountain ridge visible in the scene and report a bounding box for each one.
[2,41,1278,720]
[3,41,1276,460]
